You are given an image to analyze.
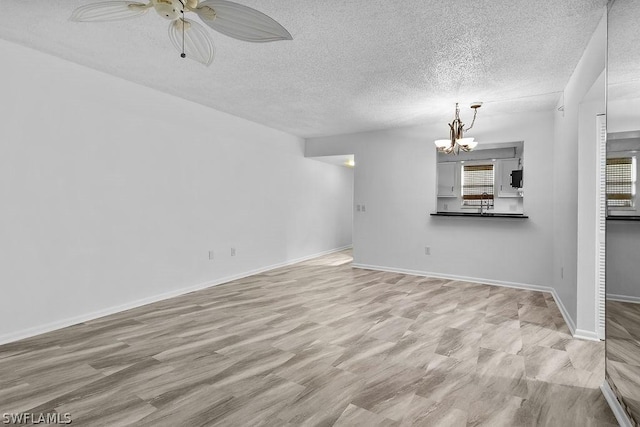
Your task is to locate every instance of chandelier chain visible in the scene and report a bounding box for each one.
[466,108,478,132]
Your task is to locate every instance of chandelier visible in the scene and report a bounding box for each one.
[434,102,482,154]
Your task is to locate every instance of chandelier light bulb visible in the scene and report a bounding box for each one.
[458,137,477,150]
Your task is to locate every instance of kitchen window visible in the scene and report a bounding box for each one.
[462,164,494,207]
[607,156,636,208]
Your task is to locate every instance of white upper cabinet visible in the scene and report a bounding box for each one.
[437,162,457,197]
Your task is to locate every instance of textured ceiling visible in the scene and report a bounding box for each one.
[0,0,607,137]
[608,0,640,101]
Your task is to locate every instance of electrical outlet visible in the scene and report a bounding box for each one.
[356,204,361,212]
[231,247,236,257]
[443,203,448,211]
[208,250,214,260]
[425,246,431,255]
[362,205,366,212]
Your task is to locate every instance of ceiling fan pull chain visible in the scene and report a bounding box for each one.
[178,0,186,58]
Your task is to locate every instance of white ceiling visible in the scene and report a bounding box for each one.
[0,0,607,138]
[609,0,640,100]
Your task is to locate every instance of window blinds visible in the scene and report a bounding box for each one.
[462,164,494,206]
[606,157,635,208]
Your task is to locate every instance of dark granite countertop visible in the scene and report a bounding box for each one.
[607,216,640,221]
[430,212,529,219]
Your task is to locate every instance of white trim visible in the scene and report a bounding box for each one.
[596,114,607,340]
[549,288,577,336]
[608,293,640,304]
[352,262,584,338]
[0,245,352,346]
[352,263,552,292]
[573,329,600,341]
[601,381,634,427]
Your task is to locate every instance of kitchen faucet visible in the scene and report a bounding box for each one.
[480,192,489,215]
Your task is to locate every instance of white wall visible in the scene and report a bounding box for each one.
[307,110,555,289]
[552,14,606,333]
[608,97,640,132]
[0,39,353,343]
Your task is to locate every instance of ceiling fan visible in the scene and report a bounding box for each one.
[70,0,293,66]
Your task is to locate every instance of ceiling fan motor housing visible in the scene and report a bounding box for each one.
[153,0,183,20]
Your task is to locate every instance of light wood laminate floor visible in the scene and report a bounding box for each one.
[607,299,640,424]
[0,250,616,426]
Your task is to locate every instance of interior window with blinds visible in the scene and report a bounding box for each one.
[606,156,636,208]
[462,164,495,207]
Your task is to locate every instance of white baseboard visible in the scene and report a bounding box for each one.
[549,288,577,336]
[352,263,553,293]
[607,293,640,304]
[573,329,600,341]
[352,262,588,339]
[601,381,634,427]
[0,245,352,346]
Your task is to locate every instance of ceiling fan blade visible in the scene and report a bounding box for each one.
[168,19,215,66]
[71,1,149,22]
[195,0,292,43]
